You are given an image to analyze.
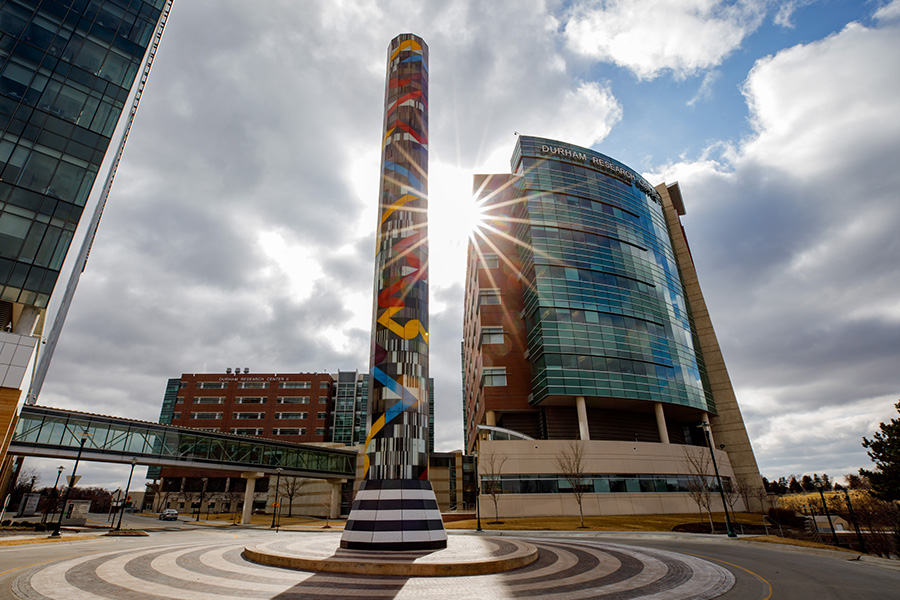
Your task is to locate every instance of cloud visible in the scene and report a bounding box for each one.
[874,0,900,22]
[564,0,767,80]
[772,0,817,29]
[647,16,900,474]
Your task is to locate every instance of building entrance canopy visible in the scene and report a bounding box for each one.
[9,405,355,479]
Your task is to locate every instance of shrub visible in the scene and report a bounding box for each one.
[767,507,805,528]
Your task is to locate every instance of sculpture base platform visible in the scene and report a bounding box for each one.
[340,479,447,550]
[243,532,538,577]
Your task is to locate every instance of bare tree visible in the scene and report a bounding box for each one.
[280,477,311,518]
[481,451,508,524]
[683,447,716,533]
[555,441,590,528]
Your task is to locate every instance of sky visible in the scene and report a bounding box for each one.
[22,0,900,491]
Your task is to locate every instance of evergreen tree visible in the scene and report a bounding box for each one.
[800,474,815,492]
[788,477,803,494]
[860,401,900,502]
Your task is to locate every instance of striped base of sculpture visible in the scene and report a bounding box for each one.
[340,479,448,551]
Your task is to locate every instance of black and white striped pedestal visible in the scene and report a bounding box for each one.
[340,479,448,551]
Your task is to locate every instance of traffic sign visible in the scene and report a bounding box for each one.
[67,475,81,487]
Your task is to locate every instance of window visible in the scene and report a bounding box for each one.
[238,382,268,389]
[236,397,266,404]
[481,327,504,344]
[279,381,311,389]
[482,253,499,269]
[198,382,226,389]
[277,397,309,404]
[175,397,184,404]
[316,412,327,420]
[315,428,325,436]
[230,428,263,436]
[173,412,181,420]
[273,428,305,436]
[194,397,224,404]
[276,412,308,420]
[319,397,328,404]
[197,428,220,433]
[190,412,222,420]
[179,382,188,389]
[482,368,507,387]
[234,412,264,420]
[479,289,501,305]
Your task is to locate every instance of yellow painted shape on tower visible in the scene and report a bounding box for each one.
[377,306,429,343]
[381,193,418,223]
[390,39,422,61]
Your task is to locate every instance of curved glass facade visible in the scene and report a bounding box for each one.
[511,136,713,413]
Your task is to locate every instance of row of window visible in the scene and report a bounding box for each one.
[229,427,325,436]
[482,473,732,495]
[185,411,327,420]
[176,396,320,405]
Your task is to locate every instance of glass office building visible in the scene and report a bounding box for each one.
[463,136,763,515]
[0,0,172,495]
[515,137,712,412]
[0,0,170,310]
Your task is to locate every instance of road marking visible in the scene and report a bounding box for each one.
[684,551,773,600]
[0,552,96,578]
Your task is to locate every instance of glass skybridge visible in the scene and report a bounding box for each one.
[9,405,356,479]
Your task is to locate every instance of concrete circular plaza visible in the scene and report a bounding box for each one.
[12,532,735,599]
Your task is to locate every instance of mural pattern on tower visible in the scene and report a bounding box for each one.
[365,35,430,481]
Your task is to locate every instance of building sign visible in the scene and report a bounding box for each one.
[539,144,661,203]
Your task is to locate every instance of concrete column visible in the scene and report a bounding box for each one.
[575,396,590,441]
[701,413,715,448]
[654,403,670,444]
[327,479,345,519]
[485,410,496,426]
[241,472,264,525]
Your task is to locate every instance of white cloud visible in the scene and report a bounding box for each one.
[564,0,767,79]
[646,16,900,476]
[874,0,900,22]
[773,0,817,29]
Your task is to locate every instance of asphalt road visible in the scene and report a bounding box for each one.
[1,526,898,599]
[593,534,900,600]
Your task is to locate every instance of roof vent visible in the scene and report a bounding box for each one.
[226,368,232,374]
[243,368,250,374]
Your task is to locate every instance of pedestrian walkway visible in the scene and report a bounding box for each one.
[11,532,734,599]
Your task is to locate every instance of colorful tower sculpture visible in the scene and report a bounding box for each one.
[340,34,447,551]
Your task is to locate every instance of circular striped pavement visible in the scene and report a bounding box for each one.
[244,534,539,575]
[12,535,735,599]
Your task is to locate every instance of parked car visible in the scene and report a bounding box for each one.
[158,509,178,521]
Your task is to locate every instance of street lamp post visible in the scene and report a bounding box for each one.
[51,430,91,538]
[698,422,736,538]
[473,451,482,532]
[43,466,65,523]
[270,468,282,529]
[815,481,841,547]
[116,458,139,531]
[842,489,867,553]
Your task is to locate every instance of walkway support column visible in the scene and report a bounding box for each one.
[241,472,263,525]
[576,396,590,441]
[327,479,344,519]
[654,403,670,444]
